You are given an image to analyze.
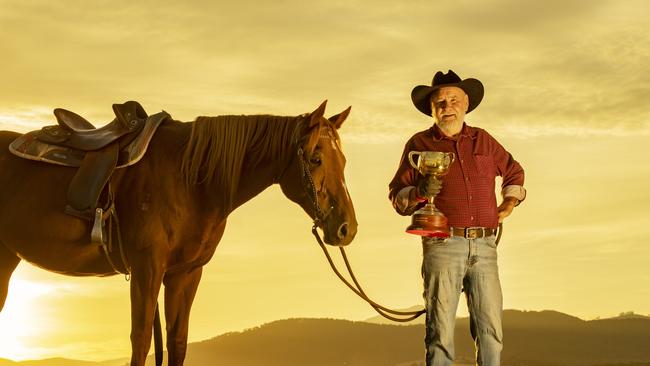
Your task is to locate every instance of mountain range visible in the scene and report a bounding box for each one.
[0,309,648,366]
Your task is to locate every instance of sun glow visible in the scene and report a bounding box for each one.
[0,108,53,133]
[0,277,57,361]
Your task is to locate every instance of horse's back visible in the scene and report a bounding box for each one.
[0,130,20,155]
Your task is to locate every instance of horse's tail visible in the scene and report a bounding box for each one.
[0,241,21,312]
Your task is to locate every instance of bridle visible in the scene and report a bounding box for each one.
[296,146,331,227]
[292,122,426,322]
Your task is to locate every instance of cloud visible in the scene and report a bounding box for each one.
[0,0,649,142]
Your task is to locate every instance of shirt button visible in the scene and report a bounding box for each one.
[470,216,475,221]
[469,195,473,200]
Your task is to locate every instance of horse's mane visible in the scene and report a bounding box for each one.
[181,114,302,213]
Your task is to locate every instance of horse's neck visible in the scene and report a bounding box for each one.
[230,155,283,212]
[229,121,299,212]
[179,115,300,216]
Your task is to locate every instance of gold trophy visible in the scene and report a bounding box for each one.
[405,151,455,238]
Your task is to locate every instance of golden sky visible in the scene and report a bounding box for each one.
[1,0,649,361]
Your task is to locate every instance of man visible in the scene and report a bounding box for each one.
[389,70,526,366]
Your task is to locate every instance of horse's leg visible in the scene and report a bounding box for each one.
[163,267,203,366]
[0,242,21,312]
[129,256,165,366]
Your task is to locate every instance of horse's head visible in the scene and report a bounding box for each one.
[279,101,358,246]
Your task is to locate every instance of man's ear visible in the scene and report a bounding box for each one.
[463,92,470,112]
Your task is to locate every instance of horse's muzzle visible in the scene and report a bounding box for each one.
[326,220,357,246]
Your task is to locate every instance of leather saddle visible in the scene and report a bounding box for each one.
[42,101,148,151]
[10,101,170,223]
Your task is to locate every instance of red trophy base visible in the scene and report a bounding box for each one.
[406,211,450,238]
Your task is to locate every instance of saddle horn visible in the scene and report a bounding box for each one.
[112,101,148,131]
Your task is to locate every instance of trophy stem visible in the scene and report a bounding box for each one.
[405,151,454,238]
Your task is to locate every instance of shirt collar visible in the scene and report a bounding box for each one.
[429,122,478,141]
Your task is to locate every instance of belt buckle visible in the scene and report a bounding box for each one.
[465,227,483,239]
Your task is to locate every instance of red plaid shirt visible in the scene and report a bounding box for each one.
[389,123,525,229]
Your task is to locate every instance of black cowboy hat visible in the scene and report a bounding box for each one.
[411,70,484,116]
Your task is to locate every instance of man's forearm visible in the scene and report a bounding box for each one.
[393,186,425,216]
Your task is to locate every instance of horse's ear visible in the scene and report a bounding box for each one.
[328,106,351,129]
[309,100,328,128]
[304,100,327,153]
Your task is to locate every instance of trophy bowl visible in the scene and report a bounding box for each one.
[405,151,455,238]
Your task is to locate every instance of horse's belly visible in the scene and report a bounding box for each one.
[7,236,117,276]
[1,210,118,276]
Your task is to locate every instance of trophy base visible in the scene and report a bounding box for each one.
[406,211,450,238]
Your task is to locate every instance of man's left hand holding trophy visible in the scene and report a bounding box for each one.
[413,175,442,203]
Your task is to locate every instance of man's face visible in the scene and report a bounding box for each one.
[430,86,469,128]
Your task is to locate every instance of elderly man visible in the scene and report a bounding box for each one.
[389,70,526,366]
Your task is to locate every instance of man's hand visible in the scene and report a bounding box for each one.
[416,176,442,200]
[497,197,518,222]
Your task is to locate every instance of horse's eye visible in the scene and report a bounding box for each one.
[310,155,322,166]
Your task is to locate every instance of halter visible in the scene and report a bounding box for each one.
[296,146,332,227]
[275,116,332,227]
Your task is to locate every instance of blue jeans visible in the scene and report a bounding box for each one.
[422,235,503,366]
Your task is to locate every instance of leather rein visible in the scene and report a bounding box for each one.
[296,144,425,322]
[296,142,504,323]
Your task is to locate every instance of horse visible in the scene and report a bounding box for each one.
[0,100,357,366]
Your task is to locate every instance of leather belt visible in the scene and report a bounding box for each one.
[450,227,496,239]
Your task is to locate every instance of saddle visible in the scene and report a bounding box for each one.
[9,101,170,246]
[44,101,148,151]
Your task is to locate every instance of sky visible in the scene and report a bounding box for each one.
[0,0,649,361]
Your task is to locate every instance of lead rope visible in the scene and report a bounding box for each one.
[296,138,505,322]
[311,226,423,322]
[297,147,420,321]
[311,219,504,322]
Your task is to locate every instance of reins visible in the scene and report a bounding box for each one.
[310,223,504,322]
[296,142,504,323]
[310,226,425,322]
[297,145,424,322]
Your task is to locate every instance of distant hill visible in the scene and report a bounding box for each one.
[365,307,650,325]
[174,310,650,366]
[3,310,650,366]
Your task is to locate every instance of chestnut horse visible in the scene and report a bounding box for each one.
[0,101,357,366]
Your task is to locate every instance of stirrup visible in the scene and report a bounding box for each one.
[91,208,105,246]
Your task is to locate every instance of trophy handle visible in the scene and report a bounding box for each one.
[447,152,456,166]
[408,151,421,170]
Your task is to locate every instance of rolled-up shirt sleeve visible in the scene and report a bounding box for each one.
[389,138,423,216]
[502,185,526,204]
[395,186,423,215]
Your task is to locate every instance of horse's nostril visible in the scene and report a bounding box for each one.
[338,223,349,239]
